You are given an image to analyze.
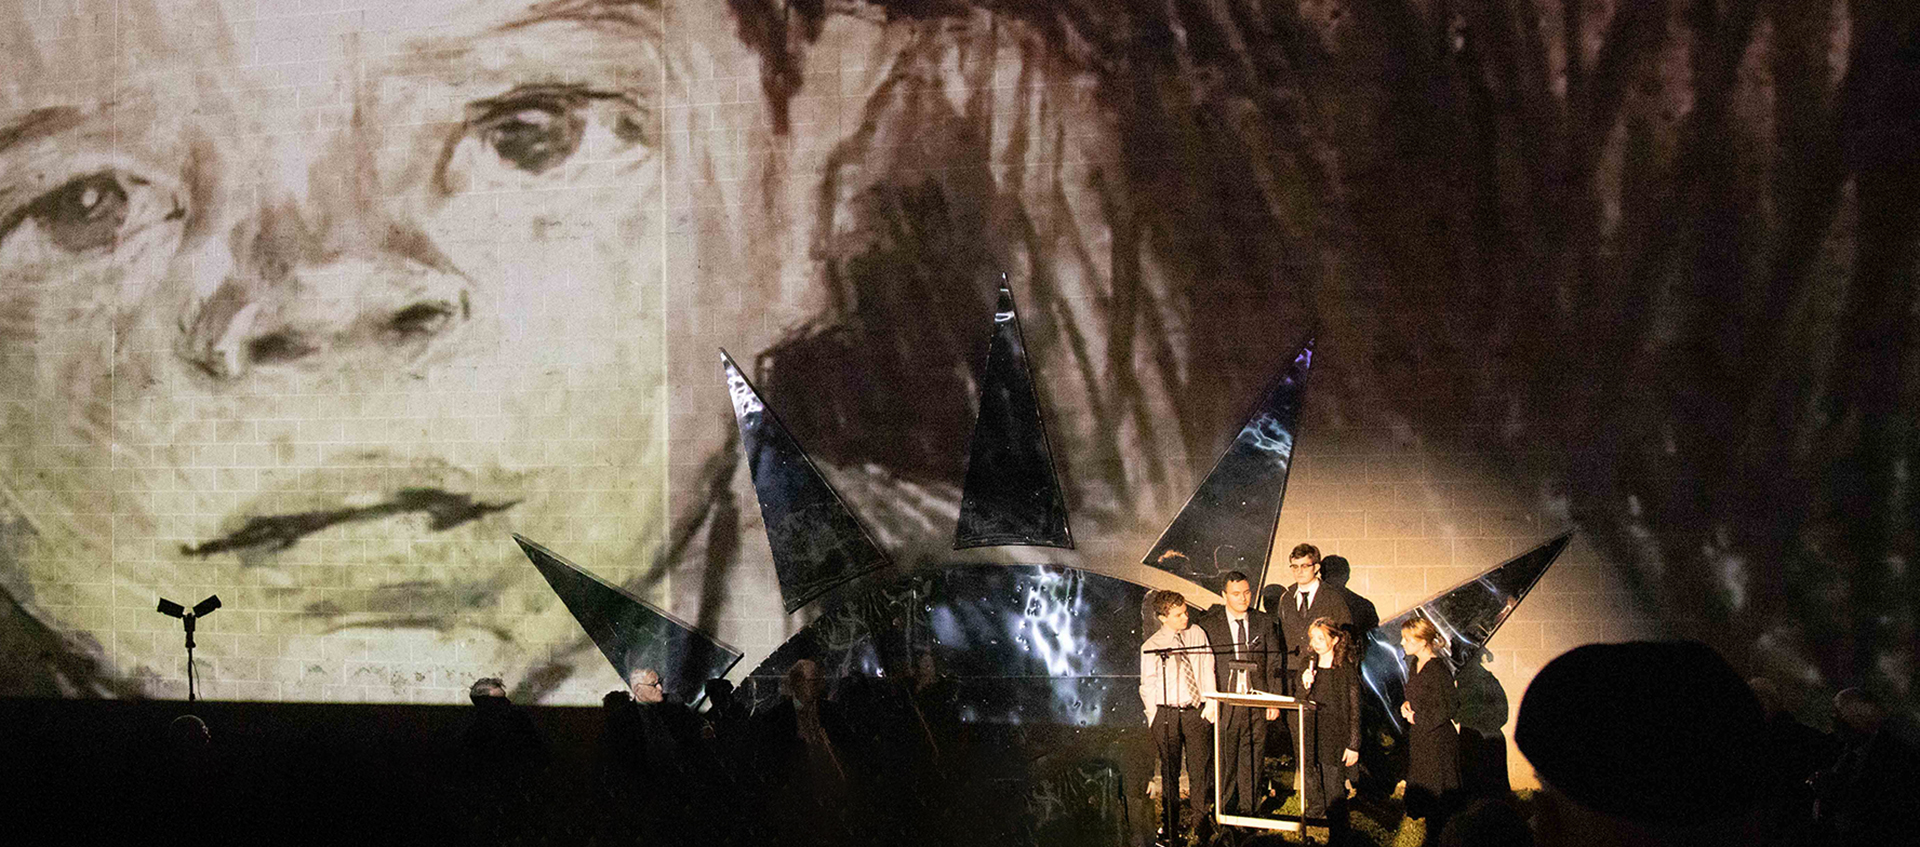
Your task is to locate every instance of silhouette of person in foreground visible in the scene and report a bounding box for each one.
[458,676,548,844]
[1810,687,1919,847]
[1516,640,1768,847]
[599,668,712,847]
[750,659,857,847]
[1745,676,1834,846]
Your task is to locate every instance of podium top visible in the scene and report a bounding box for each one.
[1202,691,1308,708]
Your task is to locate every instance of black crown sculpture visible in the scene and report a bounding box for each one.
[516,279,1568,727]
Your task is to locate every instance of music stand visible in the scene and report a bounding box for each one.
[1203,690,1311,832]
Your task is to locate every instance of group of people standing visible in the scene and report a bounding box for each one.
[1139,543,1461,846]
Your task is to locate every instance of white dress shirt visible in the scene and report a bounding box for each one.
[1225,611,1255,692]
[1295,579,1321,612]
[1140,623,1216,724]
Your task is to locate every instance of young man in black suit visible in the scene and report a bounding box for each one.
[1270,544,1355,775]
[1273,544,1356,686]
[1197,571,1285,818]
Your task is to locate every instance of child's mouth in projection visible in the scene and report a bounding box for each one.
[181,487,518,558]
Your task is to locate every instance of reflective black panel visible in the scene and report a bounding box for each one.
[738,565,1171,727]
[1358,532,1572,733]
[723,350,892,612]
[1029,759,1129,846]
[513,534,742,704]
[1142,340,1315,595]
[955,284,1073,550]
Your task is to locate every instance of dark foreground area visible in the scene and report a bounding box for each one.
[1,696,1152,846]
[5,685,1910,847]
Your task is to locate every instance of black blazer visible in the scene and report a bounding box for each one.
[1303,659,1362,755]
[1274,583,1354,685]
[1196,605,1284,693]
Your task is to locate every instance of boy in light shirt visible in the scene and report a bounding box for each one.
[1141,591,1217,845]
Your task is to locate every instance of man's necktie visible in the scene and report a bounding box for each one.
[1235,619,1246,660]
[1179,649,1200,708]
[1298,591,1307,613]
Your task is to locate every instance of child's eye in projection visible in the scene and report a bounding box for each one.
[460,85,648,179]
[473,102,585,175]
[6,169,186,256]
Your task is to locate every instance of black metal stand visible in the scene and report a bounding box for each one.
[181,612,199,702]
[1144,647,1172,845]
[1144,641,1218,846]
[157,595,219,701]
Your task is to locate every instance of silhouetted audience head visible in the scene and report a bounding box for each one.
[1745,677,1782,718]
[1438,798,1534,847]
[464,675,546,767]
[1517,641,1765,845]
[705,678,735,708]
[630,668,665,704]
[167,714,211,753]
[1832,687,1887,741]
[469,676,508,705]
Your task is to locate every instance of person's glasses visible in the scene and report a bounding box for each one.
[1289,563,1317,570]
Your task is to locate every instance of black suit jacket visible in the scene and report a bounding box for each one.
[1196,605,1284,694]
[1273,583,1355,686]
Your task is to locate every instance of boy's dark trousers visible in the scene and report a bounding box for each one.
[1152,704,1212,843]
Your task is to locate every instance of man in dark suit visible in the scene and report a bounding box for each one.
[1197,570,1284,817]
[1269,544,1355,774]
[1272,543,1356,687]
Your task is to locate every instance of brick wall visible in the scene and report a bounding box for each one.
[2,0,1766,792]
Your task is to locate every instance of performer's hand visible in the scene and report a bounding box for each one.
[1400,702,1415,723]
[1301,666,1315,688]
[1342,749,1359,767]
[1202,702,1218,724]
[1266,707,1280,721]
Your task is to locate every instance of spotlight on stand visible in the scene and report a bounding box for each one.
[156,594,220,702]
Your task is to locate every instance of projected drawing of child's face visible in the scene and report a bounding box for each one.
[0,0,670,700]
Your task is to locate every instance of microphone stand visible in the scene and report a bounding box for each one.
[1141,641,1218,843]
[158,594,219,701]
[182,612,199,702]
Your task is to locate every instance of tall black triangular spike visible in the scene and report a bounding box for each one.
[1142,339,1314,595]
[1393,530,1572,651]
[722,350,892,612]
[1359,532,1573,732]
[512,534,742,703]
[954,283,1073,549]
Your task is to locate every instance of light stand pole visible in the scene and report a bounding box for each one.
[156,595,221,701]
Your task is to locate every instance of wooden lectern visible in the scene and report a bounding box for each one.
[1201,690,1310,832]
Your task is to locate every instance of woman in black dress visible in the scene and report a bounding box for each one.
[1399,616,1459,842]
[1300,617,1360,842]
